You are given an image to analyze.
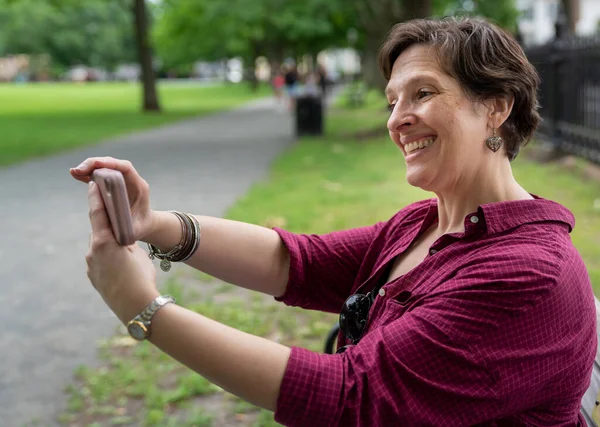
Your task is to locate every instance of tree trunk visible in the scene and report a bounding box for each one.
[133,0,160,112]
[358,0,432,90]
[362,33,387,90]
[561,0,580,34]
[247,65,259,92]
[402,0,432,19]
[245,41,261,92]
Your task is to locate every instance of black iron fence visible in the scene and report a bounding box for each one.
[526,35,600,163]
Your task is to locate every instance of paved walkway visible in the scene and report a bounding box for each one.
[0,96,300,426]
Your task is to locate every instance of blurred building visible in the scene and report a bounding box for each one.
[317,48,361,82]
[193,58,243,82]
[517,0,600,46]
[0,55,28,82]
[112,64,140,82]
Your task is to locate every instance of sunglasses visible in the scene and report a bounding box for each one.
[334,264,398,354]
[336,291,376,354]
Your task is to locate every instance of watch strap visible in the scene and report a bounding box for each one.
[134,294,176,327]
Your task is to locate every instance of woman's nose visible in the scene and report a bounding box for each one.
[387,104,417,133]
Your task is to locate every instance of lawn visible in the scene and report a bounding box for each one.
[0,81,270,167]
[52,89,600,427]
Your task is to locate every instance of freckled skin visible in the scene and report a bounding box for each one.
[386,45,491,192]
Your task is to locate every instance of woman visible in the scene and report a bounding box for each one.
[70,17,596,426]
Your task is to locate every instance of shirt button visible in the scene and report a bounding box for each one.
[378,288,386,297]
[429,249,437,255]
[470,215,479,224]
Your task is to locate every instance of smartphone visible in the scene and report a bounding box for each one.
[91,168,136,246]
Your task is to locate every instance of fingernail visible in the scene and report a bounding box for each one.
[75,161,87,171]
[89,181,95,188]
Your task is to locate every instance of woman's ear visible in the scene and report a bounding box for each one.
[486,96,515,128]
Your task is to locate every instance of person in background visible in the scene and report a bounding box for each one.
[283,63,298,111]
[271,67,285,107]
[70,16,596,426]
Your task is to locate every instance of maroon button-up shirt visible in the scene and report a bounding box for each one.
[273,197,596,426]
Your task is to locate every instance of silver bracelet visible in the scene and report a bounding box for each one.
[147,211,200,272]
[180,213,201,262]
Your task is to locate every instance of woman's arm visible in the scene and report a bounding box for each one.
[147,211,291,298]
[84,183,290,411]
[149,303,291,411]
[146,211,387,312]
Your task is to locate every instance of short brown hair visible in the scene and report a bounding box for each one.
[379,17,540,160]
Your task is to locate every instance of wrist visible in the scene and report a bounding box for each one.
[118,289,161,325]
[125,293,174,341]
[141,209,161,244]
[144,211,199,264]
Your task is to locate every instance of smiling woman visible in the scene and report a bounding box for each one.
[71,17,596,427]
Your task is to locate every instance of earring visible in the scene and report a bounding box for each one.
[485,128,503,153]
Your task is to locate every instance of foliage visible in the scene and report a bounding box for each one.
[320,0,520,89]
[152,0,356,71]
[0,0,521,79]
[0,0,136,72]
[436,0,520,33]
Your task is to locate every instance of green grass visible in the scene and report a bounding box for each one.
[58,87,600,426]
[0,82,270,167]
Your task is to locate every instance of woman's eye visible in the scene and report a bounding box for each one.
[417,90,433,99]
[387,103,396,113]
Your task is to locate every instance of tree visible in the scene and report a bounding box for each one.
[560,0,580,35]
[354,0,521,89]
[0,0,160,112]
[152,0,355,87]
[350,0,433,90]
[151,0,520,92]
[0,0,136,73]
[442,0,520,33]
[133,0,160,112]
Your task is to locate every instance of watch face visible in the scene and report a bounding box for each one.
[128,322,147,341]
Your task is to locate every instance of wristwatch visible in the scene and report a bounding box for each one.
[127,294,176,341]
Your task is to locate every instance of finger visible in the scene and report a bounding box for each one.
[71,156,138,180]
[88,181,114,240]
[70,157,116,183]
[70,168,92,183]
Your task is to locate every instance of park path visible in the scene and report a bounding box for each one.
[0,96,299,426]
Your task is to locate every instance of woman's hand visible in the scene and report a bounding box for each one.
[86,180,159,324]
[70,156,156,242]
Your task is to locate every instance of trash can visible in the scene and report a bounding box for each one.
[295,95,323,137]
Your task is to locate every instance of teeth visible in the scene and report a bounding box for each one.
[405,138,435,154]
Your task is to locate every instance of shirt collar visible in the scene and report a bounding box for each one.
[478,195,575,234]
[426,195,575,236]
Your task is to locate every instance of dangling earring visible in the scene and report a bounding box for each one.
[485,128,503,153]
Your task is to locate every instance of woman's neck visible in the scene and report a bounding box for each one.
[434,159,532,235]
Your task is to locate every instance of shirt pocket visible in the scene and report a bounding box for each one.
[375,291,416,327]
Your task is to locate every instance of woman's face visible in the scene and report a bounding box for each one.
[386,44,490,192]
